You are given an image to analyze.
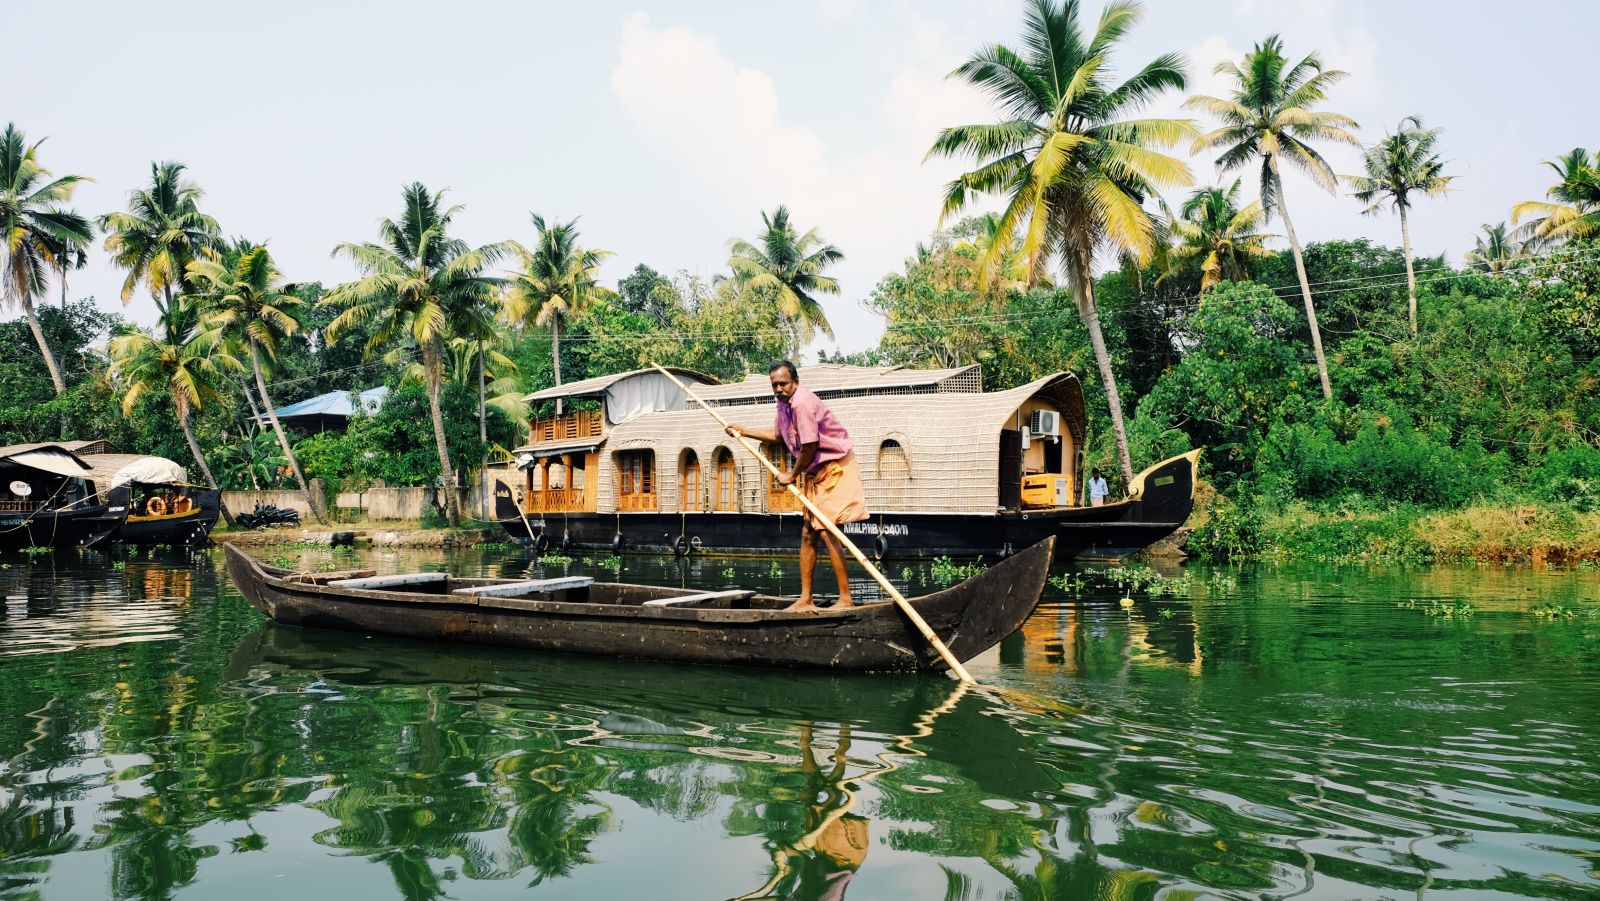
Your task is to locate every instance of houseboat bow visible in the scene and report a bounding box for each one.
[495,364,1199,560]
[80,453,222,545]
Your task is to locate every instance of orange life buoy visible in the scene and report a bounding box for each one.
[173,496,193,515]
[146,496,167,516]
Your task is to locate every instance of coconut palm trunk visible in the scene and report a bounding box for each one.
[1073,254,1134,485]
[248,339,325,524]
[423,338,461,526]
[177,396,234,527]
[1271,159,1333,399]
[18,292,66,394]
[477,337,488,520]
[551,315,563,417]
[1398,204,1418,337]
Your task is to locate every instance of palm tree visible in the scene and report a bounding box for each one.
[1157,180,1273,292]
[726,205,842,357]
[1465,222,1521,273]
[325,183,508,527]
[927,0,1195,483]
[1511,148,1600,246]
[1186,34,1360,399]
[1347,116,1454,336]
[99,161,219,313]
[188,241,326,523]
[108,299,240,525]
[0,123,94,394]
[502,215,614,415]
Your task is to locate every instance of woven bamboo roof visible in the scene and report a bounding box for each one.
[597,372,1085,515]
[524,367,719,403]
[692,364,982,405]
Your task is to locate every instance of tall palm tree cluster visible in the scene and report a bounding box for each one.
[2,116,840,529]
[929,0,1576,480]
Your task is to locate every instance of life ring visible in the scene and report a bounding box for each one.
[560,531,573,553]
[673,534,692,557]
[533,532,550,554]
[146,496,168,516]
[872,535,888,561]
[173,496,193,515]
[611,532,625,554]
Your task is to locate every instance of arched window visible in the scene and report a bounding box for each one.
[714,447,737,511]
[878,439,911,509]
[680,449,702,512]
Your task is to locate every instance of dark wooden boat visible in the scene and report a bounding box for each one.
[223,536,1055,672]
[80,452,221,545]
[0,443,126,552]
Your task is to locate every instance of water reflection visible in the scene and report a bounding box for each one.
[1,546,1598,900]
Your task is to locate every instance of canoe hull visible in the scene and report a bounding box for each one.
[223,537,1054,672]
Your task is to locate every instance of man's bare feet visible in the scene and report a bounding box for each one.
[785,597,818,612]
[832,597,855,610]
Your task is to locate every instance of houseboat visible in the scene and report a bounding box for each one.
[494,365,1199,560]
[0,443,128,551]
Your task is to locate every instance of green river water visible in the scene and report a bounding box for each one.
[1,544,1597,900]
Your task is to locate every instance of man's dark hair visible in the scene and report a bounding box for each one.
[768,360,799,381]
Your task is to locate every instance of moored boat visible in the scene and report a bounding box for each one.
[80,453,221,545]
[0,443,127,551]
[495,363,1198,560]
[223,536,1054,672]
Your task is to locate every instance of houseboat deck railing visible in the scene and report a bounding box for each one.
[528,410,603,444]
[617,493,658,512]
[524,488,590,513]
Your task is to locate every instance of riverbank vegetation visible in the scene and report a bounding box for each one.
[1,0,1596,559]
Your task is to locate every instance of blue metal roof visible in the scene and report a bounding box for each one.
[262,386,389,422]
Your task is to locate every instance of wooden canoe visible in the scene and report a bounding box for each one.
[222,537,1055,672]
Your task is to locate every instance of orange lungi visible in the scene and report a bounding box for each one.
[799,451,869,530]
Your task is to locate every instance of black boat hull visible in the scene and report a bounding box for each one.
[497,451,1198,560]
[108,486,221,545]
[0,504,126,552]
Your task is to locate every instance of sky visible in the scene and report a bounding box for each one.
[8,0,1595,358]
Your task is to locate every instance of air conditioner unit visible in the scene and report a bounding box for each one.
[1028,409,1061,438]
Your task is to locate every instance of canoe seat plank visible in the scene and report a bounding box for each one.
[286,569,377,584]
[453,576,595,598]
[330,572,448,589]
[643,590,755,608]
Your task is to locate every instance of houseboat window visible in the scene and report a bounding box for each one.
[617,451,656,510]
[715,448,736,511]
[877,440,911,508]
[681,450,702,512]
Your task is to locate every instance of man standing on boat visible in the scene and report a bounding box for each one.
[728,361,869,611]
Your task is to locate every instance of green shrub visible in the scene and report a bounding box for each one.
[1534,441,1600,512]
[1186,496,1266,561]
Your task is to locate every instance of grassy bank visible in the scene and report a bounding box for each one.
[1188,496,1600,566]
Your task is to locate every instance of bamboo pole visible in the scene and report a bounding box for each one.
[650,364,974,682]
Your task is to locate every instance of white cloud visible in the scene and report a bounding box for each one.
[818,0,862,21]
[610,13,993,353]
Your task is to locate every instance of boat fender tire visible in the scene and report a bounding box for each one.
[611,532,625,554]
[560,531,573,553]
[533,532,550,554]
[146,496,167,516]
[673,534,692,557]
[872,535,888,561]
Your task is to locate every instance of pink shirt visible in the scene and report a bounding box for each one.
[775,386,852,472]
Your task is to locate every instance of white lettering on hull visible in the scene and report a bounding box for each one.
[840,521,909,537]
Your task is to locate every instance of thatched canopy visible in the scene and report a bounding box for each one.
[598,371,1086,515]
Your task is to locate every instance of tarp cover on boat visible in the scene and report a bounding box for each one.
[0,446,93,478]
[603,371,693,425]
[80,454,189,489]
